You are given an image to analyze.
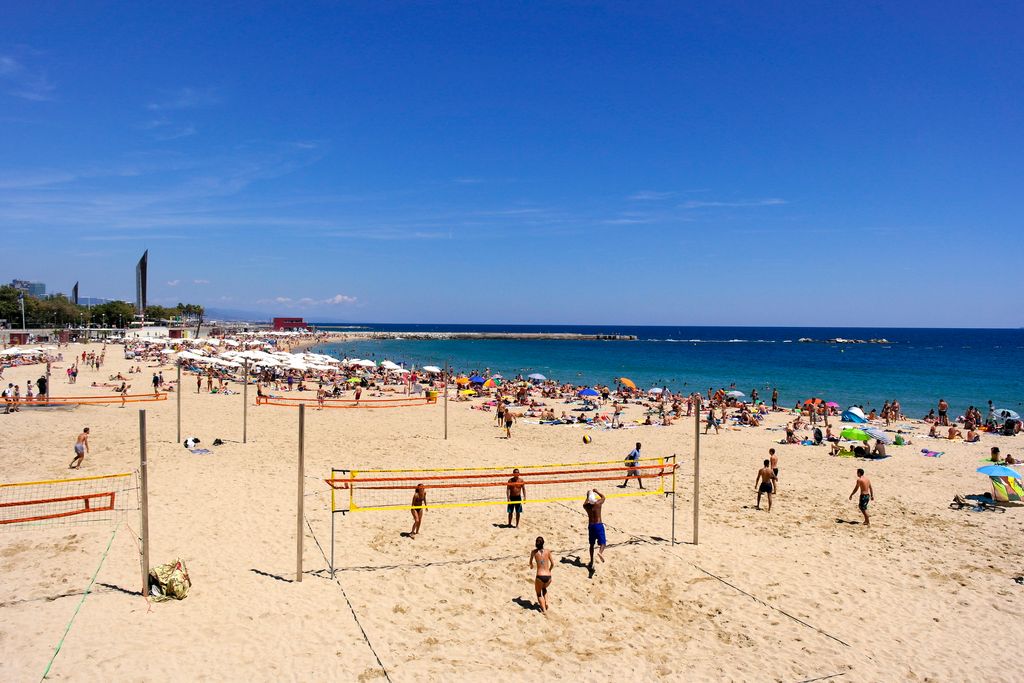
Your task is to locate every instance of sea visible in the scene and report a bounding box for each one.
[310,325,1024,418]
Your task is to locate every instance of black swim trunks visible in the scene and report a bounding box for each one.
[758,482,773,494]
[859,494,870,511]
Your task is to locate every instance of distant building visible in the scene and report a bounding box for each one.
[11,279,46,298]
[272,317,309,331]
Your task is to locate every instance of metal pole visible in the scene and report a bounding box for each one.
[296,404,305,582]
[671,454,677,545]
[693,398,701,545]
[243,359,249,444]
[139,410,151,595]
[330,490,335,579]
[443,360,449,440]
[176,362,182,444]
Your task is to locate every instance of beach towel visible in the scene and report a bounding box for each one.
[148,558,191,601]
[921,449,943,458]
[190,448,212,454]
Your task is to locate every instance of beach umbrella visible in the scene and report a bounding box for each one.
[993,408,1020,421]
[422,365,442,373]
[380,360,402,371]
[346,377,362,383]
[804,397,823,406]
[483,378,501,388]
[455,377,470,385]
[491,373,504,379]
[825,401,839,408]
[469,375,486,384]
[726,390,744,398]
[648,387,664,394]
[977,465,1023,479]
[862,427,893,444]
[840,428,871,442]
[619,377,637,390]
[528,373,547,381]
[579,388,599,397]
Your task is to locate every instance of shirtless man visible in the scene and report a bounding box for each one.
[504,409,516,439]
[872,440,886,457]
[506,469,526,528]
[755,459,776,511]
[769,448,779,493]
[583,489,606,569]
[409,484,426,538]
[848,468,874,525]
[937,398,949,426]
[69,427,90,469]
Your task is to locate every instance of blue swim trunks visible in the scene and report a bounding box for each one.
[588,522,606,546]
[507,499,523,515]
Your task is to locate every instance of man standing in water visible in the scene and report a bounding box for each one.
[506,469,525,528]
[583,488,606,570]
[69,427,90,469]
[849,468,874,525]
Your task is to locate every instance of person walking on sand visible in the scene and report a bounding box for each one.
[529,536,554,614]
[506,469,526,528]
[504,409,516,439]
[584,489,606,569]
[769,448,779,493]
[755,459,776,511]
[69,427,90,469]
[620,442,644,489]
[849,468,874,525]
[704,404,720,434]
[409,484,427,538]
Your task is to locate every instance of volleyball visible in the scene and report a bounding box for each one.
[582,435,592,444]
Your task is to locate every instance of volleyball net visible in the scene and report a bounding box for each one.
[257,394,435,409]
[15,393,167,406]
[0,473,139,530]
[326,456,677,513]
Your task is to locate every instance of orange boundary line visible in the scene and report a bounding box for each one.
[15,393,167,405]
[257,395,433,408]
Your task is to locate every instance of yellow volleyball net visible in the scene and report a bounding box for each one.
[326,456,677,513]
[0,472,138,530]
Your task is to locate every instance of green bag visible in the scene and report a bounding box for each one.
[148,559,191,601]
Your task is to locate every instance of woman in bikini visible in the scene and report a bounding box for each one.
[529,536,554,614]
[409,484,426,538]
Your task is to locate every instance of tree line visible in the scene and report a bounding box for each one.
[0,286,204,329]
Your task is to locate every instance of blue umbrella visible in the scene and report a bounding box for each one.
[469,375,486,384]
[578,388,599,397]
[977,465,1023,479]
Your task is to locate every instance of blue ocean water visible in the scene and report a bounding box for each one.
[311,325,1024,418]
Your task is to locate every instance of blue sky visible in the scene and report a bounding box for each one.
[2,3,1022,326]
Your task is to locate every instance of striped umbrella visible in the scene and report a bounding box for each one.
[862,427,893,445]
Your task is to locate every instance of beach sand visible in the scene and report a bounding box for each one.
[1,343,1022,681]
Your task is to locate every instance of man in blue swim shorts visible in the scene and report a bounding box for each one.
[583,488,606,569]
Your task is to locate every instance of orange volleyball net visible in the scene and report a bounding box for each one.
[16,392,167,406]
[0,472,139,530]
[327,456,677,513]
[257,394,435,409]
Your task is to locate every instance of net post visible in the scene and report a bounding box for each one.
[139,409,151,596]
[330,473,335,579]
[443,360,449,440]
[296,404,305,582]
[670,454,677,546]
[693,398,701,545]
[243,359,249,444]
[176,362,182,444]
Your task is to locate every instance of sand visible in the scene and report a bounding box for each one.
[1,342,1022,682]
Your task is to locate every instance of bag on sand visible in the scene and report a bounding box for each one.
[148,559,191,601]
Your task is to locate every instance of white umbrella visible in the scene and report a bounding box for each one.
[422,365,442,373]
[380,360,402,371]
[648,387,664,394]
[355,359,377,368]
[528,373,547,380]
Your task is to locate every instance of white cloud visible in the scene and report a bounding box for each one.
[146,87,220,111]
[681,198,786,209]
[0,54,56,102]
[324,294,357,305]
[193,279,209,284]
[274,296,292,303]
[166,279,180,286]
[628,190,676,201]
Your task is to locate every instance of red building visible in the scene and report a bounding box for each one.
[272,317,309,331]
